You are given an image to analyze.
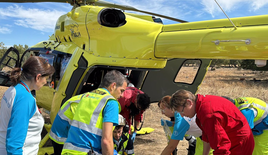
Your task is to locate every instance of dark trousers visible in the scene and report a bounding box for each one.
[172,148,177,155]
[187,145,195,155]
[52,140,64,155]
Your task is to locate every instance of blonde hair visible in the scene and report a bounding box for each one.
[170,89,196,110]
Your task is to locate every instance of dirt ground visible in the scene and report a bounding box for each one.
[1,67,268,155]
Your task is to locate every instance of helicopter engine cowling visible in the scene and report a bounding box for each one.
[98,8,126,27]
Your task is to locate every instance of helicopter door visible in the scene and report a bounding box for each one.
[0,47,20,86]
[141,58,211,102]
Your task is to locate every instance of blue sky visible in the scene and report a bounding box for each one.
[0,0,267,47]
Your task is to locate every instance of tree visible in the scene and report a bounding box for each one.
[240,60,268,71]
[210,59,241,68]
[0,42,8,59]
[0,43,29,69]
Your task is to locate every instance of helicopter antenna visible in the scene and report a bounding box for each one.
[214,0,237,30]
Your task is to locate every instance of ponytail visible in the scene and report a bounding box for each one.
[9,68,23,85]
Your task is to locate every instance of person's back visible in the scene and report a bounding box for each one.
[234,97,266,129]
[118,87,150,135]
[61,70,128,155]
[49,94,84,154]
[196,95,254,154]
[229,97,268,155]
[62,88,118,154]
[118,87,143,125]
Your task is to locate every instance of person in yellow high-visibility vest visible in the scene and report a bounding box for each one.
[61,70,128,155]
[49,93,84,155]
[223,96,268,155]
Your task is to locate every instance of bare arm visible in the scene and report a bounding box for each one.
[161,139,179,155]
[101,122,114,155]
[203,141,211,155]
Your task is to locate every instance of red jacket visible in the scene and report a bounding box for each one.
[118,87,144,133]
[195,94,254,155]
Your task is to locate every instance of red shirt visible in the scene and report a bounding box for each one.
[195,94,254,155]
[118,87,144,133]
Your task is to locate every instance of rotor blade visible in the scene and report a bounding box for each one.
[95,0,187,23]
[0,0,98,3]
[0,0,71,2]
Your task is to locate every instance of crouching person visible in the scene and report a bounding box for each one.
[114,115,134,155]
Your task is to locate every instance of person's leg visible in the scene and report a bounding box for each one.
[194,137,213,155]
[172,148,177,155]
[51,140,64,155]
[186,136,196,155]
[194,137,202,155]
[252,130,268,155]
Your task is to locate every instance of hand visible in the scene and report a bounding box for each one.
[113,149,119,155]
[161,119,173,127]
[131,132,137,142]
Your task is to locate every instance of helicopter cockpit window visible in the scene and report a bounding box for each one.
[39,54,55,86]
[39,54,55,66]
[20,51,36,66]
[0,50,19,73]
[60,56,71,78]
[174,60,201,84]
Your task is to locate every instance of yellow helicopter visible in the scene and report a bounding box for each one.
[0,0,268,154]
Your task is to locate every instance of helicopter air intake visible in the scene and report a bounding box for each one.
[98,8,126,27]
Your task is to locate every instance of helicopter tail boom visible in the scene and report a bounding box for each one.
[155,15,268,60]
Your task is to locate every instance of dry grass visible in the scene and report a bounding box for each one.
[1,68,268,155]
[134,67,268,155]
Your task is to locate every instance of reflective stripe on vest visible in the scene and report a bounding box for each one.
[63,143,90,153]
[255,104,268,125]
[50,94,84,143]
[63,88,116,153]
[71,95,113,136]
[125,149,134,154]
[235,97,268,126]
[49,130,67,143]
[58,99,81,124]
[114,133,134,155]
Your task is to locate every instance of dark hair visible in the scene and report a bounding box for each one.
[137,93,150,111]
[99,70,129,89]
[9,56,55,85]
[114,125,124,130]
[222,96,235,104]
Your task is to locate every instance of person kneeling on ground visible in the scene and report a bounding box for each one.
[113,115,134,155]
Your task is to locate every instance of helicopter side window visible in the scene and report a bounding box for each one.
[60,56,71,78]
[39,54,55,66]
[174,60,201,84]
[39,54,55,86]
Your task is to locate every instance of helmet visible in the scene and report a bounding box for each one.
[118,114,126,126]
